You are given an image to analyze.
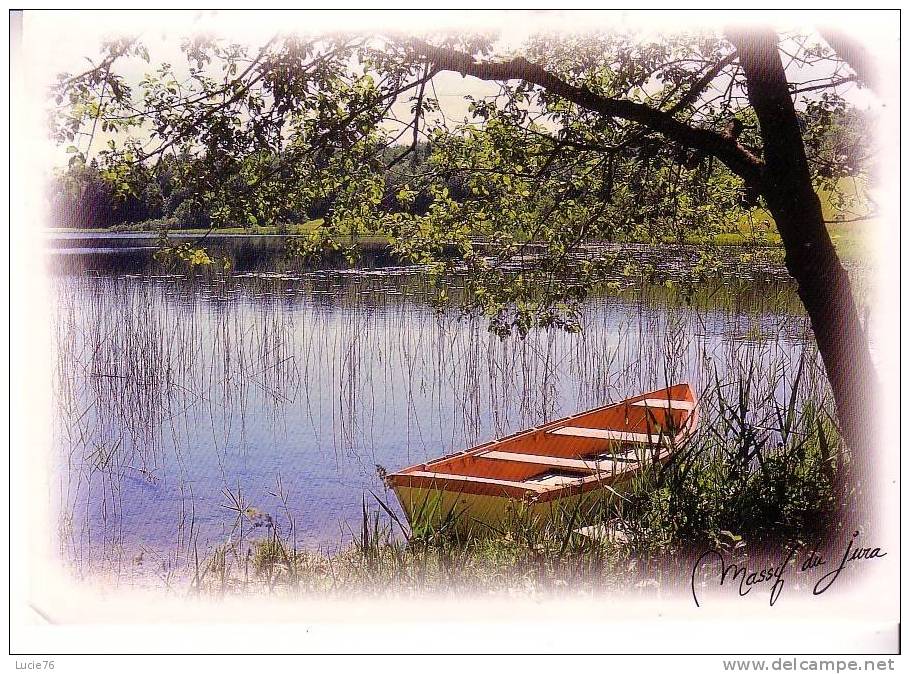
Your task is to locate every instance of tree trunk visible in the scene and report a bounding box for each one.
[730,29,878,481]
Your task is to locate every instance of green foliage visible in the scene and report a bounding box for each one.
[618,358,846,555]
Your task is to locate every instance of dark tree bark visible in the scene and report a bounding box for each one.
[729,29,878,481]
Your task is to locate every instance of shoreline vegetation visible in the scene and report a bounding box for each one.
[45,216,871,261]
[45,175,874,261]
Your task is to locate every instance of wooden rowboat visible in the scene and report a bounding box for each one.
[386,383,698,534]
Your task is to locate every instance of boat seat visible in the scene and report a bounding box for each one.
[631,398,695,411]
[526,470,586,487]
[403,470,550,493]
[548,427,663,443]
[481,450,634,473]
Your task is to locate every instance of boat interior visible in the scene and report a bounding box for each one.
[393,384,697,496]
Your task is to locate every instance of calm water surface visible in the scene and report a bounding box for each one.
[48,240,817,582]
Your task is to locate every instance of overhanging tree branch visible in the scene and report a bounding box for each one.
[666,51,739,115]
[790,74,858,95]
[409,39,764,187]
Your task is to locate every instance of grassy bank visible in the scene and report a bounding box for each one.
[700,182,873,259]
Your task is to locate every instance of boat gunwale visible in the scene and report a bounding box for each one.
[387,384,698,503]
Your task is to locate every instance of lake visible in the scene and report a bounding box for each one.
[47,234,820,585]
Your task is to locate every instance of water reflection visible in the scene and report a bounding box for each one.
[49,246,818,583]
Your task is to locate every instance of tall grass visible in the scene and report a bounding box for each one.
[616,356,845,556]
